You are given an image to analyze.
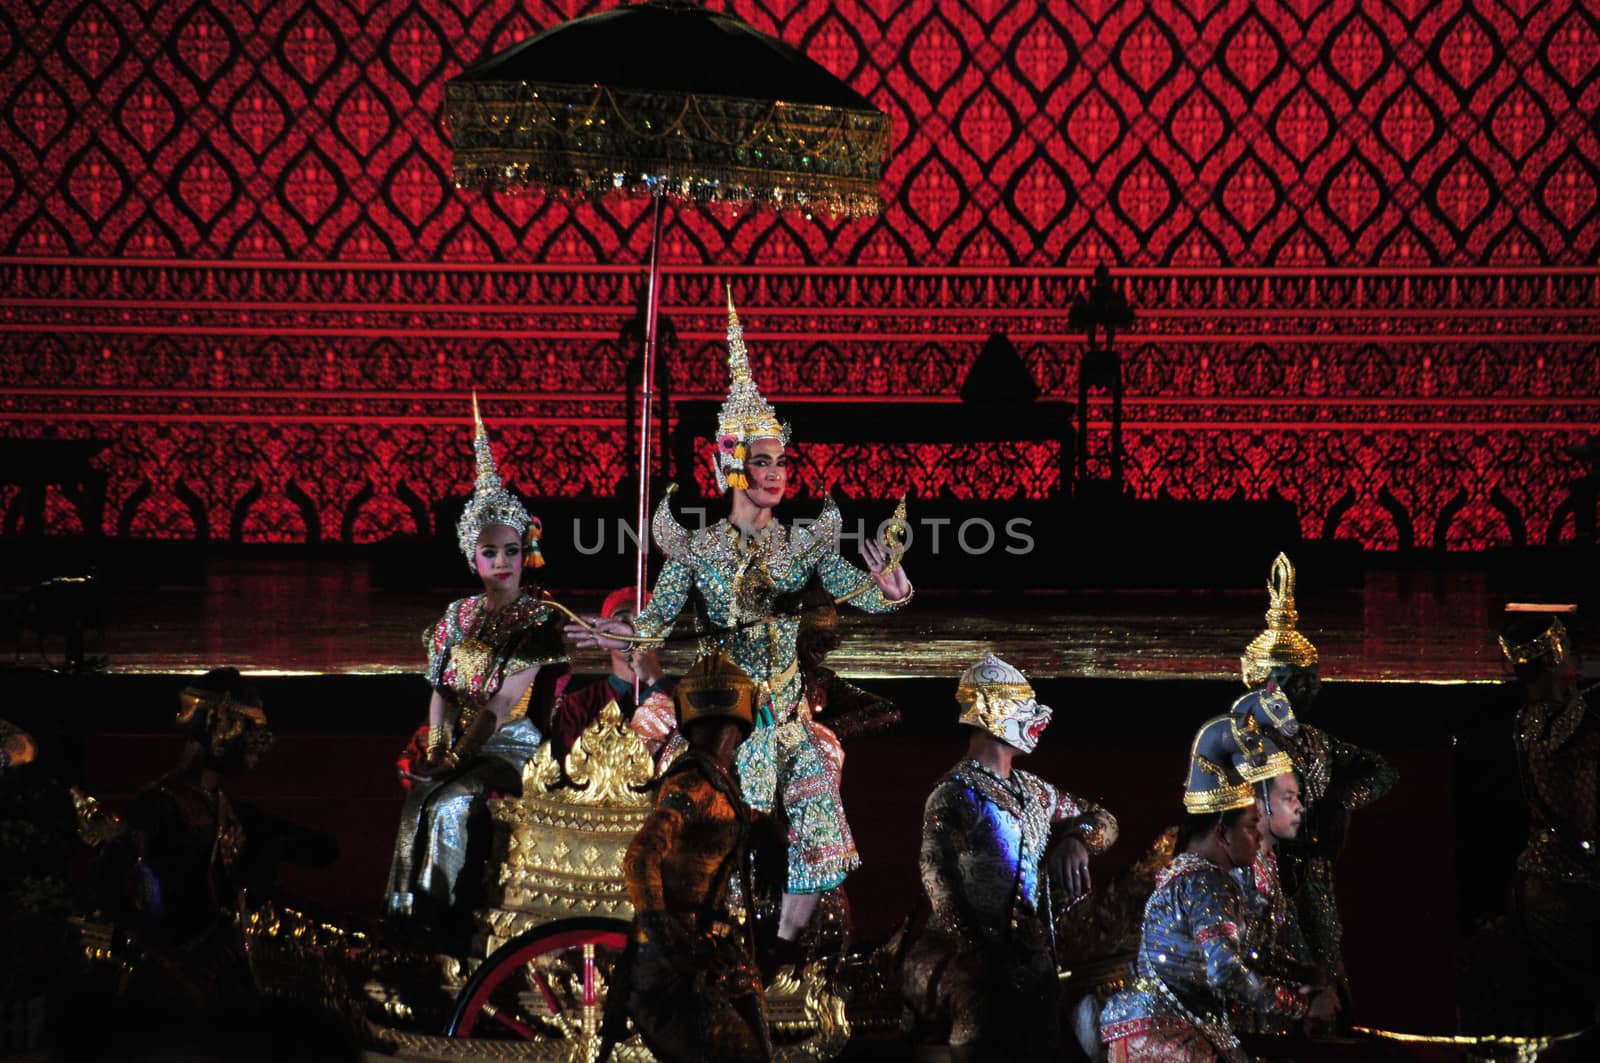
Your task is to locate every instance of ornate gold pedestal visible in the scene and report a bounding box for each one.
[476,701,655,955]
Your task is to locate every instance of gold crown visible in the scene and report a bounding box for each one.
[714,288,789,492]
[1499,605,1576,666]
[676,653,757,731]
[1241,552,1319,687]
[456,393,539,568]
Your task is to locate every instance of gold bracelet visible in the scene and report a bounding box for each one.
[426,725,448,758]
[882,582,915,608]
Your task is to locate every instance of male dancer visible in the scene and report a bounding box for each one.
[1101,716,1335,1061]
[1229,553,1394,1010]
[903,653,1118,1061]
[608,653,773,1063]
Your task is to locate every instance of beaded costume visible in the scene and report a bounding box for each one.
[1100,854,1309,1063]
[1505,613,1600,1007]
[1229,847,1312,1035]
[385,593,567,921]
[384,404,567,924]
[1231,553,1395,1005]
[903,655,1118,1060]
[1101,718,1308,1063]
[632,297,910,894]
[102,680,274,1014]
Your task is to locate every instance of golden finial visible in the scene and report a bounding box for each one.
[1240,551,1318,687]
[881,494,910,574]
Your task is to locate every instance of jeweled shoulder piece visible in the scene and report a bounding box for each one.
[792,496,844,564]
[652,484,694,560]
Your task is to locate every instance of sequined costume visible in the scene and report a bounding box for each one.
[1101,853,1310,1063]
[99,677,275,1014]
[1231,553,1395,1006]
[1229,847,1312,1035]
[904,756,1117,1058]
[631,295,910,895]
[384,592,567,920]
[1101,703,1310,1062]
[1510,681,1599,987]
[636,503,907,893]
[805,663,900,743]
[608,655,772,1063]
[1463,613,1599,1032]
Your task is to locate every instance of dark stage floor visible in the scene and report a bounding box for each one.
[12,557,1556,683]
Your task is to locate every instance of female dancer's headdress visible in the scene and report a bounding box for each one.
[456,394,543,571]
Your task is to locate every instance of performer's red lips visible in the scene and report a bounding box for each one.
[494,572,513,580]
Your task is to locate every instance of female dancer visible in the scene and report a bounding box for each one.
[385,399,567,941]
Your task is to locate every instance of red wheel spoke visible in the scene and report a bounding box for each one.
[484,1002,541,1041]
[530,968,563,1016]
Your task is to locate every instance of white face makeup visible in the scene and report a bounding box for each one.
[475,524,524,596]
[741,437,789,509]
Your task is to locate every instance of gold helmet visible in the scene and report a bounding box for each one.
[675,652,757,732]
[1184,716,1257,814]
[1241,552,1319,688]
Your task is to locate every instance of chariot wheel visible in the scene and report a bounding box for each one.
[447,916,630,1043]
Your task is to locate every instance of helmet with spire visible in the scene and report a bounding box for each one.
[1240,552,1318,687]
[713,287,790,493]
[455,394,543,571]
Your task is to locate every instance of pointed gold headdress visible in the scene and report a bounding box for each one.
[1241,552,1319,687]
[456,394,541,570]
[714,287,790,493]
[1499,604,1577,666]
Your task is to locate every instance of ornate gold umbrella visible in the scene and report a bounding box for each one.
[445,0,890,608]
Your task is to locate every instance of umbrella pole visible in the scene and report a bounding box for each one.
[633,196,666,623]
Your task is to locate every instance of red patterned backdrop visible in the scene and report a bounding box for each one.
[1,0,1597,549]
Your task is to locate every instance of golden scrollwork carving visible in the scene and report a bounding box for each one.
[559,702,656,806]
[478,704,661,954]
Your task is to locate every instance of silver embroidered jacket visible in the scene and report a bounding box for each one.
[1100,853,1307,1054]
